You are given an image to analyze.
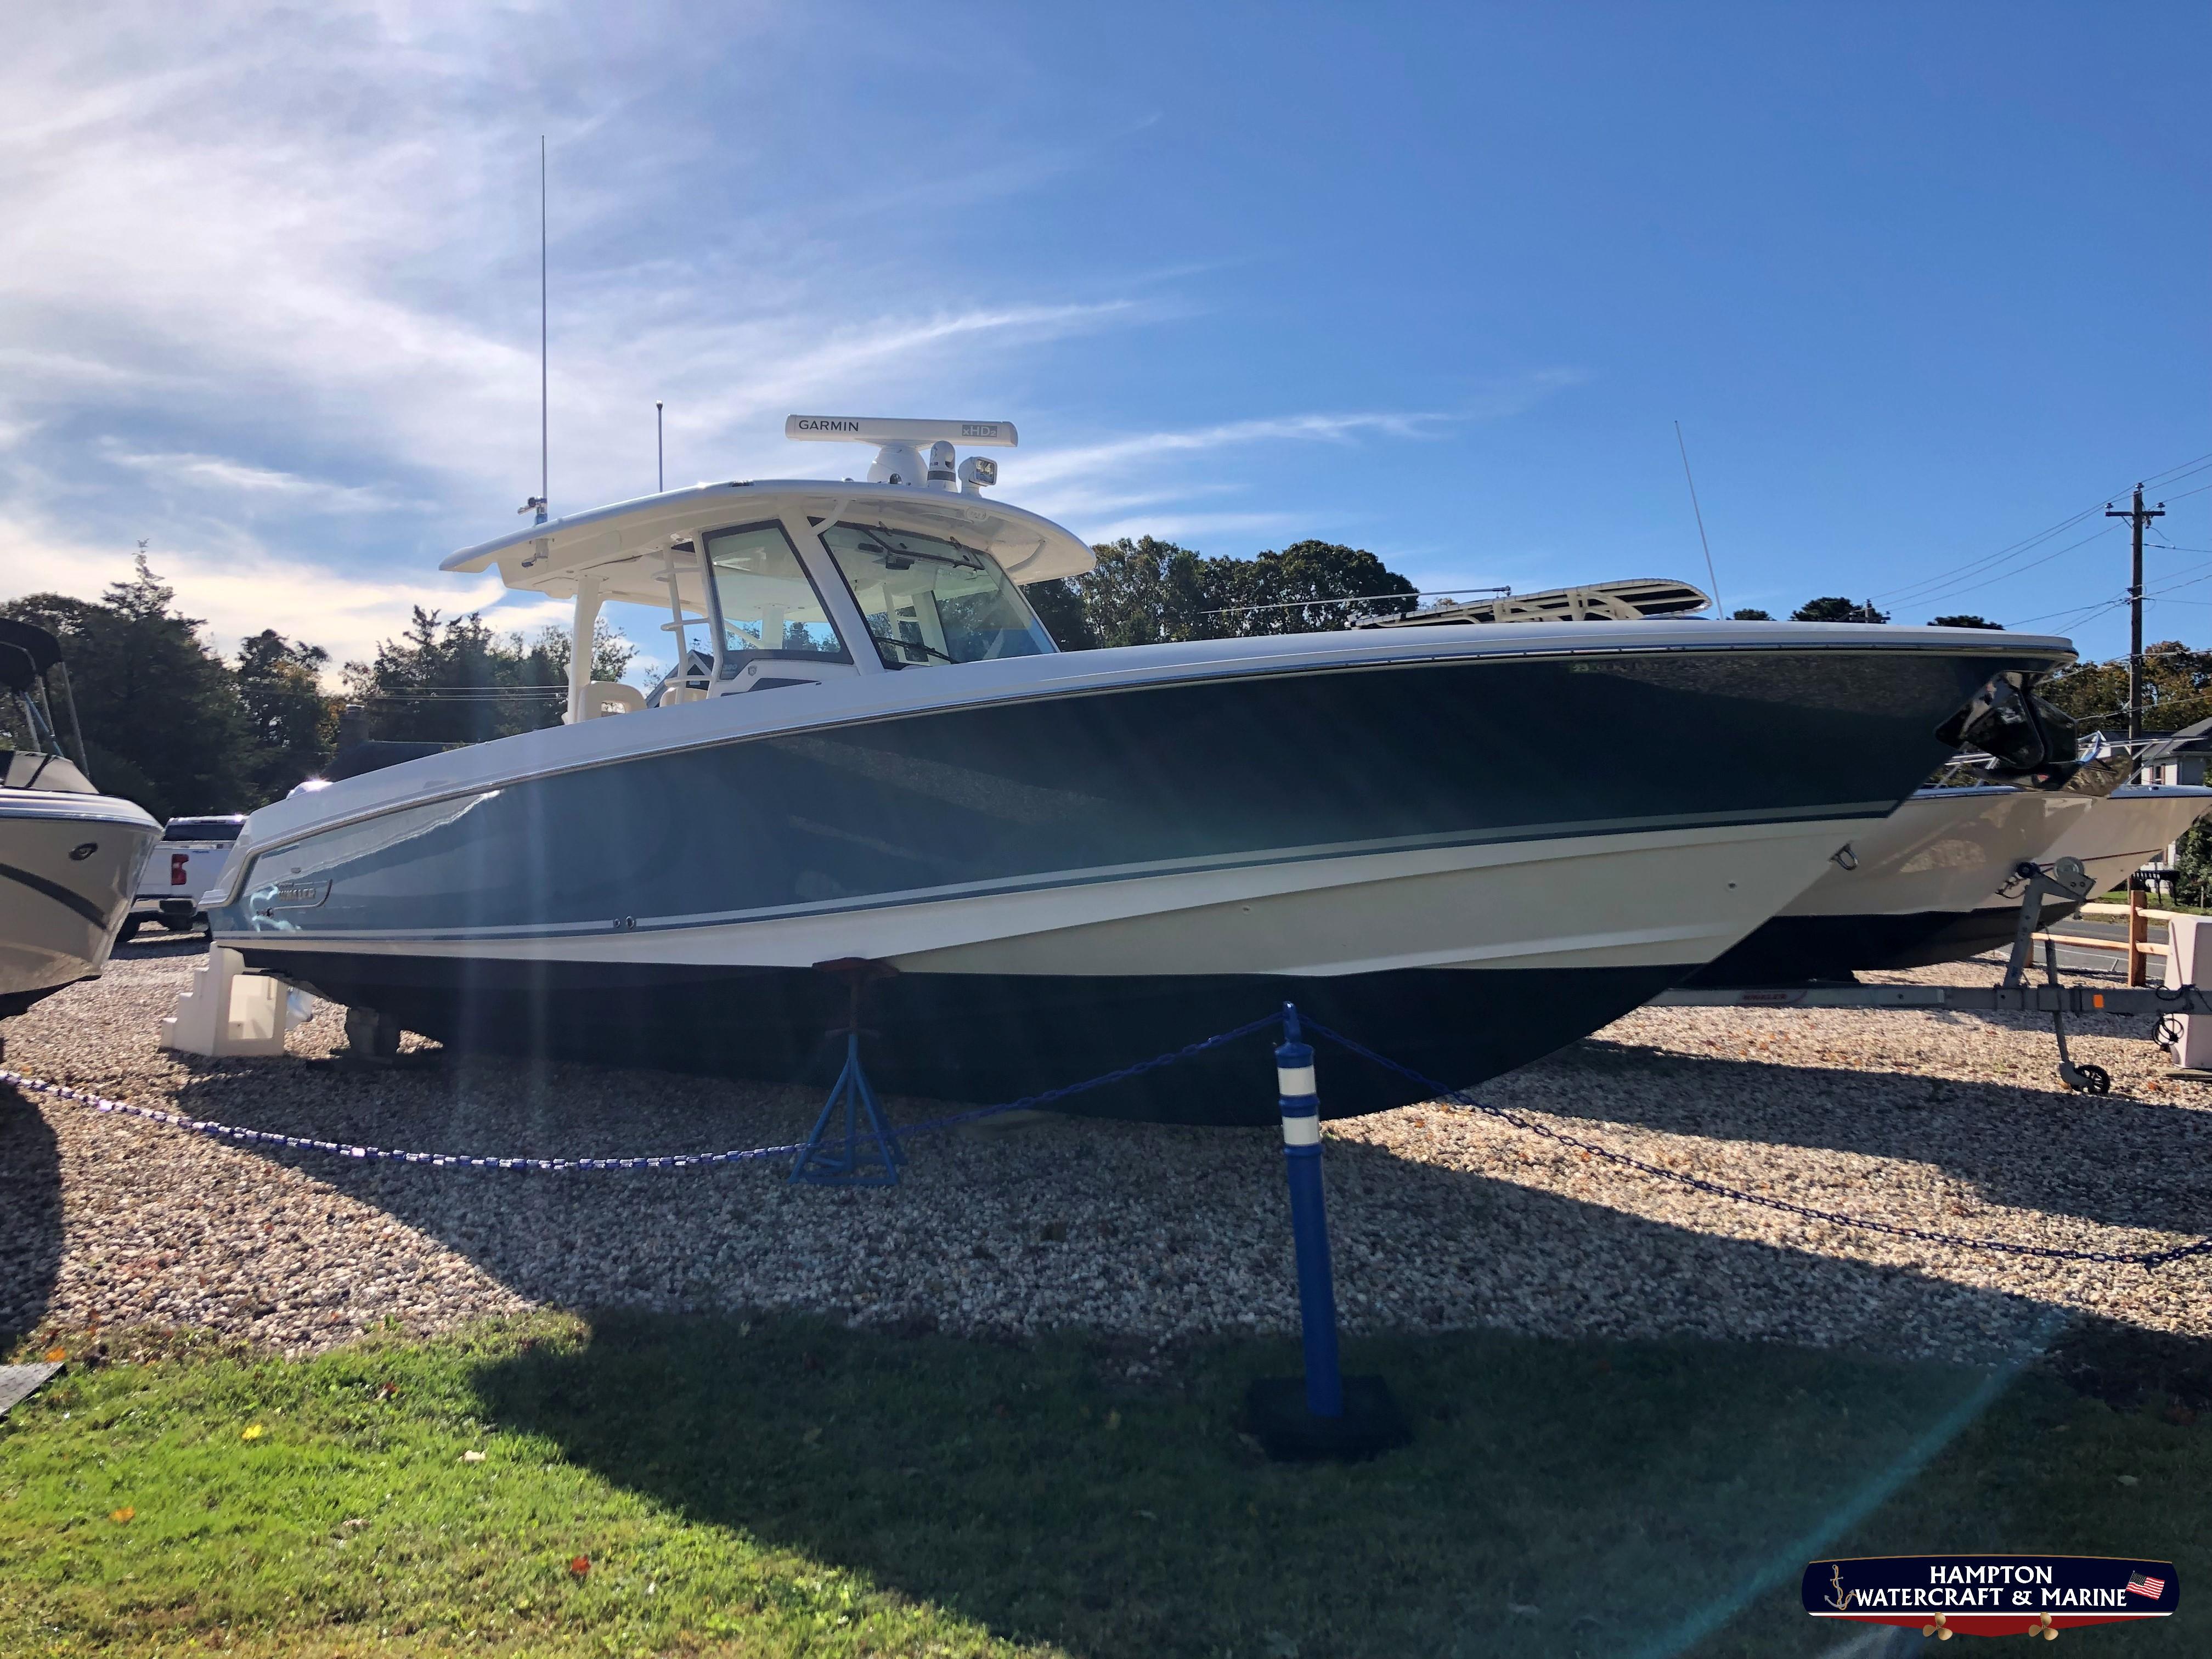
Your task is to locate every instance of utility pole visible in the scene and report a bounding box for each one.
[2107,485,2167,740]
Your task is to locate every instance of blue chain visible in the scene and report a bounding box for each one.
[0,1012,1280,1173]
[12,1009,2205,1273]
[1301,1017,2212,1271]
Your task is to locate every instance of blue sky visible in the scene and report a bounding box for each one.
[4,2,2208,676]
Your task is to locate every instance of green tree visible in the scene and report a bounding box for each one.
[1729,608,1774,620]
[1027,536,1418,649]
[1022,577,1096,650]
[2040,641,2212,736]
[1,555,255,819]
[342,611,632,744]
[235,630,338,802]
[1201,540,1417,636]
[1929,614,2004,629]
[1792,596,1890,624]
[532,618,638,686]
[1060,537,1215,647]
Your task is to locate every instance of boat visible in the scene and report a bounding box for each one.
[1681,782,2098,983]
[0,619,163,1046]
[201,417,2078,1122]
[2036,781,2212,904]
[1684,728,2212,985]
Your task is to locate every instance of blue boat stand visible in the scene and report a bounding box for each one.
[789,958,906,1187]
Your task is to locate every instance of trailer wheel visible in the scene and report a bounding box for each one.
[343,1006,402,1061]
[2070,1064,2112,1096]
[116,916,141,945]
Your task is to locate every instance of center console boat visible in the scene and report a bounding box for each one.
[204,419,2075,1121]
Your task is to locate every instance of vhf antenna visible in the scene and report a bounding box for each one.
[538,137,548,524]
[521,138,549,526]
[657,400,664,493]
[1674,420,1723,617]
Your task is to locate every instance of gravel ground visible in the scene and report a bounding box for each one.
[4,934,2208,1364]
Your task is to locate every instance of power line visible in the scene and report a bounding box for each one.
[1868,448,2212,607]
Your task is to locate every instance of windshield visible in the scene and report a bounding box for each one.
[706,522,848,665]
[819,521,1054,669]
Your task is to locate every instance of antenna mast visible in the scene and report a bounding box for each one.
[1673,420,1723,617]
[537,136,548,526]
[656,400,664,493]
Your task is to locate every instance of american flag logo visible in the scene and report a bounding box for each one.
[2128,1573,2165,1599]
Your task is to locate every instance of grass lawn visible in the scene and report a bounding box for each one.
[3,1313,2207,1657]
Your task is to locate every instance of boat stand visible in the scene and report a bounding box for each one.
[789,958,905,1187]
[1652,857,2212,1094]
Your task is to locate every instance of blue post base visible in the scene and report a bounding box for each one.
[789,1031,904,1186]
[1244,1374,1410,1463]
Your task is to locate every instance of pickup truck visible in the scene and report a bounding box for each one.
[121,815,246,941]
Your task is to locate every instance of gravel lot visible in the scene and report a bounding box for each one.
[4,935,2209,1363]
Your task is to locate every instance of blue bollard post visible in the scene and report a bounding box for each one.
[1244,1001,1409,1462]
[1276,1005,1344,1419]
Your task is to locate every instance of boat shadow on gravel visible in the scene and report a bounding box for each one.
[100,1040,2128,1376]
[0,1080,62,1348]
[1533,1037,2212,1238]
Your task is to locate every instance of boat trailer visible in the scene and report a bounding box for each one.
[1652,857,2212,1096]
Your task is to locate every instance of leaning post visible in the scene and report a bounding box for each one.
[1276,1005,1345,1417]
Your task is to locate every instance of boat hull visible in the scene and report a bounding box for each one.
[1685,786,2093,984]
[213,636,2062,1121]
[1685,784,2212,984]
[0,792,163,1017]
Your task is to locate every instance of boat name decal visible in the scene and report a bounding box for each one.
[264,879,330,909]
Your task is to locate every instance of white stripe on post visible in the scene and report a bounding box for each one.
[1277,1064,1317,1097]
[1280,1114,1320,1147]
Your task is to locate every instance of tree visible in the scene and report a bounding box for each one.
[235,631,338,800]
[1202,540,1417,636]
[532,618,638,686]
[1022,577,1096,651]
[1729,608,1774,621]
[2040,641,2212,736]
[2,555,255,819]
[1791,596,1890,624]
[1929,614,2004,629]
[1059,537,1215,647]
[342,609,575,745]
[1025,535,1418,649]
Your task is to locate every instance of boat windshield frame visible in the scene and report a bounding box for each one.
[815,518,1057,670]
[698,517,854,678]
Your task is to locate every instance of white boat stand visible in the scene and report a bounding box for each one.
[1652,857,2212,1096]
[162,946,312,1058]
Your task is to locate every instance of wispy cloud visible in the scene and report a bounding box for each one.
[1014,413,1455,494]
[99,445,409,511]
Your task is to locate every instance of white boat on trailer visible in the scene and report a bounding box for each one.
[204,418,2075,1123]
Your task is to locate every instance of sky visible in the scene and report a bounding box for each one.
[4,2,2209,682]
